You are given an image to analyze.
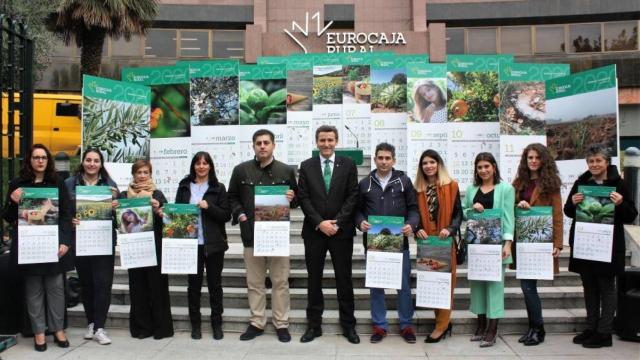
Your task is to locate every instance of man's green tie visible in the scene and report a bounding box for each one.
[323,159,332,193]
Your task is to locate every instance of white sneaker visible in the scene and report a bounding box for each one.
[84,323,94,340]
[93,328,112,345]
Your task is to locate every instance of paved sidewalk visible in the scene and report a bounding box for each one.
[2,327,638,359]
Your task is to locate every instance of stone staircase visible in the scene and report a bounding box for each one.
[66,158,623,336]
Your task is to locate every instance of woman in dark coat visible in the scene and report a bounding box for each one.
[564,144,637,348]
[65,148,119,345]
[3,144,73,351]
[175,151,231,340]
[116,159,173,340]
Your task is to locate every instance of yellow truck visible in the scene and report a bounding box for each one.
[2,93,82,157]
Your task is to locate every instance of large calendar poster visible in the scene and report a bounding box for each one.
[515,206,554,280]
[416,236,453,310]
[75,186,114,256]
[161,203,199,274]
[466,208,503,282]
[121,66,192,202]
[341,53,371,153]
[498,63,570,184]
[313,54,345,142]
[116,197,157,269]
[545,65,619,245]
[181,60,240,187]
[572,186,616,263]
[365,216,405,290]
[253,186,291,256]
[18,188,60,264]
[446,55,511,190]
[406,63,448,181]
[284,57,314,166]
[82,75,151,190]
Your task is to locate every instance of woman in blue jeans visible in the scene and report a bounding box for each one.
[511,143,563,346]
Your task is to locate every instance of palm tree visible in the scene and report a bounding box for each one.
[50,0,158,77]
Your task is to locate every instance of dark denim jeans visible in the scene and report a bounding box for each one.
[520,279,543,327]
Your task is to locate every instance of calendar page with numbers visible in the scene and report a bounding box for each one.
[573,186,615,263]
[161,203,199,274]
[116,198,157,269]
[75,186,114,256]
[467,244,502,282]
[466,209,503,281]
[416,236,453,309]
[365,216,405,289]
[447,122,500,190]
[151,138,191,202]
[407,123,448,183]
[253,186,291,257]
[18,188,60,264]
[286,57,314,166]
[515,206,554,280]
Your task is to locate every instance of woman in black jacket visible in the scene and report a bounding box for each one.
[175,151,231,340]
[564,144,637,348]
[117,160,173,340]
[65,148,118,345]
[3,144,73,351]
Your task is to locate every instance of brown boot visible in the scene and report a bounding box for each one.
[470,315,487,341]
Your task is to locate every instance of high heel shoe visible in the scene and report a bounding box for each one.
[53,334,70,348]
[479,319,498,348]
[523,326,545,346]
[425,323,452,343]
[470,315,487,342]
[34,339,47,352]
[518,328,533,343]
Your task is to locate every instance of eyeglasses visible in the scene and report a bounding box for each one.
[31,156,48,161]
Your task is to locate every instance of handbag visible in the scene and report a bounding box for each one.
[454,228,466,265]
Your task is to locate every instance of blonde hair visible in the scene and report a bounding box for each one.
[412,80,446,122]
[413,149,453,191]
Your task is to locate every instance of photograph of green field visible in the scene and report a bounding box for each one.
[76,198,112,221]
[313,65,343,105]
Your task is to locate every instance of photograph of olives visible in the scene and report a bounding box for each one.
[150,84,191,138]
[447,71,499,122]
[239,79,287,125]
[82,96,150,163]
[190,76,239,126]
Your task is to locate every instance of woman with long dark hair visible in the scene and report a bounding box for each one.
[511,143,563,346]
[175,152,231,340]
[2,144,73,352]
[565,144,637,348]
[116,159,173,340]
[413,149,462,343]
[65,148,119,345]
[462,152,515,348]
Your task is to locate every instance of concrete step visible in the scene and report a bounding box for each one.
[108,284,585,311]
[67,305,587,335]
[104,267,584,289]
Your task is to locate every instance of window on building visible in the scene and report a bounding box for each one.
[212,30,244,59]
[604,21,638,51]
[324,4,354,29]
[467,28,497,54]
[180,30,209,58]
[446,28,465,54]
[569,23,602,52]
[111,35,142,57]
[144,29,177,58]
[535,25,565,53]
[501,26,531,55]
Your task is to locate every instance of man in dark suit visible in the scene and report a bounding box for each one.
[297,125,360,344]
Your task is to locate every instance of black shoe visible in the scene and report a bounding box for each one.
[276,328,291,343]
[518,328,533,343]
[191,324,202,340]
[524,327,545,346]
[370,326,387,343]
[34,339,47,352]
[582,332,612,348]
[300,327,322,343]
[425,323,452,343]
[212,323,223,340]
[572,329,595,344]
[53,335,70,348]
[239,324,264,341]
[342,327,360,344]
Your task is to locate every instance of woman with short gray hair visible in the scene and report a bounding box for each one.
[564,144,637,348]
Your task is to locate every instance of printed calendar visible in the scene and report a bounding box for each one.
[150,137,191,202]
[75,186,114,256]
[416,271,452,310]
[447,122,500,191]
[516,242,553,280]
[365,251,403,290]
[161,238,198,274]
[18,188,59,264]
[116,198,157,269]
[467,244,502,282]
[406,123,448,182]
[253,186,290,256]
[119,232,157,269]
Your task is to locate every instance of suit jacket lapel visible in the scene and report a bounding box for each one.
[312,157,328,196]
[329,156,342,190]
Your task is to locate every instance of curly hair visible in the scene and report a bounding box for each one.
[512,143,561,196]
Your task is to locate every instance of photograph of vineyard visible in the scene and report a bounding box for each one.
[367,222,403,252]
[417,239,451,272]
[313,65,343,105]
[239,79,287,125]
[515,214,552,243]
[546,86,617,161]
[370,68,407,113]
[190,76,239,126]
[447,71,499,122]
[343,65,370,105]
[254,194,290,221]
[287,70,313,112]
[466,216,502,244]
[76,194,112,221]
[163,213,198,238]
[150,84,190,138]
[82,96,150,163]
[499,81,546,135]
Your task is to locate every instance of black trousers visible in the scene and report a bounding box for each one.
[580,272,617,334]
[128,266,174,339]
[304,236,356,330]
[188,246,225,326]
[76,255,114,329]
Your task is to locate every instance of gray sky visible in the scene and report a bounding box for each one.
[546,87,617,123]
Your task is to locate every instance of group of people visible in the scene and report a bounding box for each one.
[2,125,637,352]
